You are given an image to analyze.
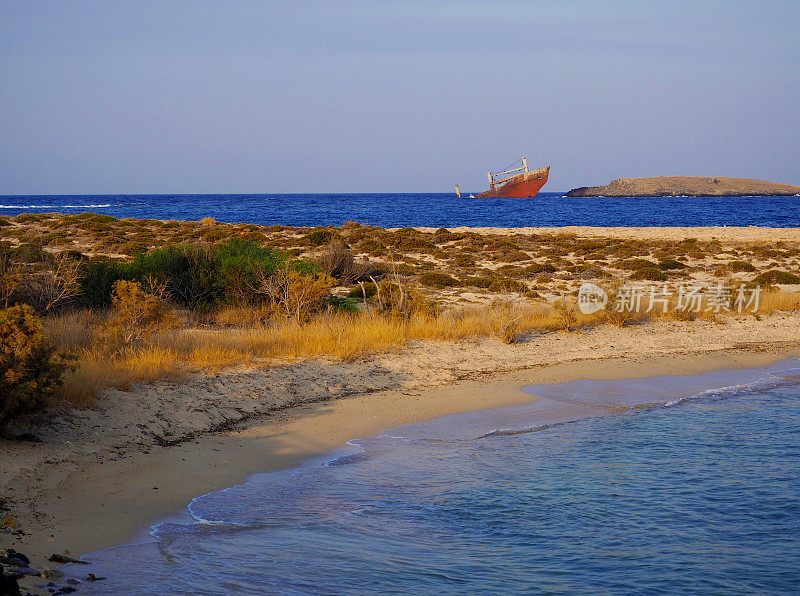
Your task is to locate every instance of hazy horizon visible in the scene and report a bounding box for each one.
[2,1,799,195]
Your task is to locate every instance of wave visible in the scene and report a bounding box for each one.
[479,422,560,439]
[482,367,800,439]
[663,367,800,407]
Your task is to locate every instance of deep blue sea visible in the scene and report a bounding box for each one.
[71,361,800,595]
[2,192,800,227]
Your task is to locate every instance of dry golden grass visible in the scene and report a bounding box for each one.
[52,302,565,405]
[59,356,107,406]
[43,309,100,351]
[159,303,564,362]
[758,289,800,313]
[48,289,800,407]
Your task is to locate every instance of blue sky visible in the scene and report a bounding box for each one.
[1,1,798,193]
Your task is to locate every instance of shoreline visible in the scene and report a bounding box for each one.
[6,340,800,577]
[403,225,800,242]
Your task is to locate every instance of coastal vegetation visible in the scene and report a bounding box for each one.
[0,305,68,428]
[1,213,800,416]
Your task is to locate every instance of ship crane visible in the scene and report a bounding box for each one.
[488,157,529,190]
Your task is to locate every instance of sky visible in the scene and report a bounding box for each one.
[1,0,799,194]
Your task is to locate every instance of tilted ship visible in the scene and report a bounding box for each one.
[475,157,549,198]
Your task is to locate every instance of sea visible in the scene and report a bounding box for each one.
[1,192,800,227]
[69,361,800,595]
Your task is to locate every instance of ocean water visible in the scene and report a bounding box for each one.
[70,361,800,595]
[2,192,800,227]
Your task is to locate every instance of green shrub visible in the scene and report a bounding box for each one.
[752,270,800,285]
[487,278,527,293]
[452,254,476,268]
[357,238,385,254]
[523,263,557,276]
[0,305,67,427]
[118,241,150,256]
[289,258,322,275]
[130,245,219,309]
[494,248,530,262]
[463,276,493,289]
[78,259,130,307]
[303,229,338,246]
[10,243,46,263]
[13,213,50,223]
[658,259,685,270]
[398,237,436,251]
[419,272,461,288]
[325,295,359,313]
[213,239,285,302]
[726,260,758,273]
[73,213,118,224]
[617,258,659,271]
[630,267,668,281]
[347,281,378,299]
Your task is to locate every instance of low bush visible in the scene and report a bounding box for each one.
[348,281,378,300]
[658,259,685,270]
[463,276,493,289]
[522,263,557,276]
[487,278,528,293]
[0,305,68,427]
[78,258,130,307]
[13,213,50,223]
[419,272,461,288]
[263,266,335,321]
[616,258,659,271]
[726,260,758,273]
[214,239,285,303]
[369,280,432,319]
[303,229,338,246]
[452,254,476,268]
[316,241,376,284]
[130,244,219,309]
[630,267,668,281]
[103,280,178,348]
[752,270,800,285]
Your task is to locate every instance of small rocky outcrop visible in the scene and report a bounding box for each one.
[566,176,800,197]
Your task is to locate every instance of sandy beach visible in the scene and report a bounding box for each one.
[408,225,800,243]
[3,311,800,581]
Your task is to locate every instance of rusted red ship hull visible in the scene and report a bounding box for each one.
[476,166,549,198]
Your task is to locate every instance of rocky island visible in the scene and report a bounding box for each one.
[566,176,800,197]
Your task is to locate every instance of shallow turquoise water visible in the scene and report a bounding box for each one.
[74,363,800,594]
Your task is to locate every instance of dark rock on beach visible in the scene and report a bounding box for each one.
[0,564,21,596]
[1,551,29,567]
[47,555,87,566]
